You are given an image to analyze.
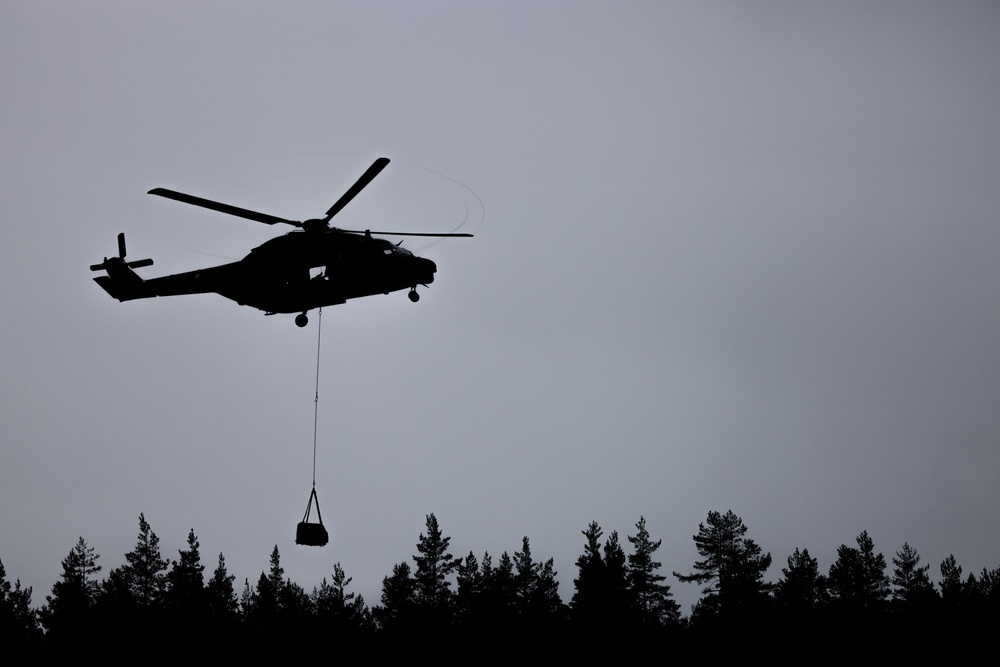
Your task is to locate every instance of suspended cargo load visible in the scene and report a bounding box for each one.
[296,487,328,547]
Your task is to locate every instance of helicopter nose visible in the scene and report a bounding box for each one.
[418,257,436,283]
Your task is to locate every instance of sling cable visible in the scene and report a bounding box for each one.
[296,307,328,546]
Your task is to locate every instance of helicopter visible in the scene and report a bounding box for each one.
[90,157,472,327]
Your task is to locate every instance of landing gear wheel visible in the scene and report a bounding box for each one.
[408,289,420,303]
[295,313,309,327]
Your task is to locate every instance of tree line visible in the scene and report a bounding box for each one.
[3,509,999,658]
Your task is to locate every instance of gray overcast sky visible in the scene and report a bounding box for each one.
[3,1,999,613]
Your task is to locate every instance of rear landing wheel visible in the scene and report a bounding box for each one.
[295,313,309,327]
[408,289,420,303]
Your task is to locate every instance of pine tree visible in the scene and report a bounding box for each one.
[627,516,679,626]
[250,545,284,624]
[828,530,889,610]
[776,547,827,613]
[239,577,254,617]
[456,551,484,625]
[165,529,206,610]
[278,578,312,625]
[513,537,542,612]
[970,566,1000,606]
[571,521,605,628]
[891,542,936,606]
[1,559,40,656]
[206,553,238,619]
[412,513,459,618]
[377,562,417,630]
[827,544,862,604]
[312,563,370,633]
[476,551,516,627]
[121,513,168,605]
[42,537,102,618]
[674,510,772,620]
[247,545,311,634]
[267,545,284,590]
[513,537,564,626]
[41,537,102,647]
[313,563,358,613]
[856,531,890,604]
[51,536,102,597]
[87,515,170,653]
[939,554,965,604]
[603,531,631,623]
[492,552,518,618]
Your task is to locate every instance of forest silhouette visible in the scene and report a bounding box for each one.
[3,509,998,659]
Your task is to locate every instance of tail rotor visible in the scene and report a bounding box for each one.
[91,233,153,272]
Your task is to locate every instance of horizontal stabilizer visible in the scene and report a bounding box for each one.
[93,274,146,302]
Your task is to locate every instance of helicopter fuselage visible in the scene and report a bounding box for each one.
[94,229,436,315]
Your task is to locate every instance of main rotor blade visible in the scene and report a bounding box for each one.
[323,157,390,222]
[338,228,473,237]
[148,188,301,227]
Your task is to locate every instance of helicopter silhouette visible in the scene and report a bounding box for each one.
[91,157,472,327]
